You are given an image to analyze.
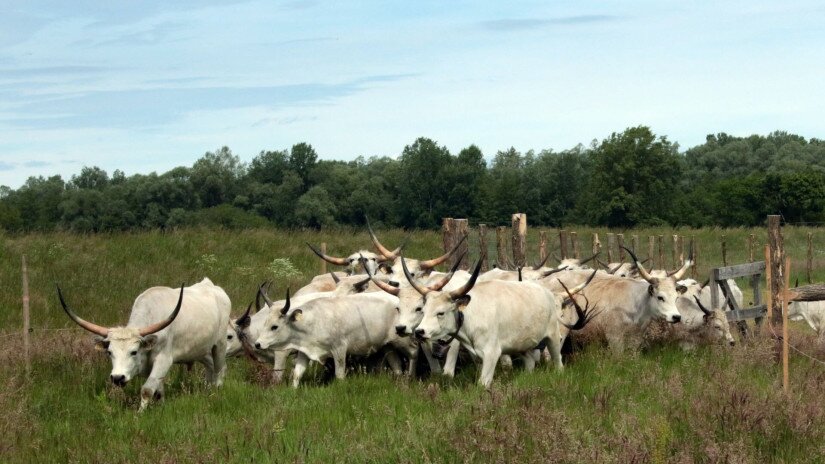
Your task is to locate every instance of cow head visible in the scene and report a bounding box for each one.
[306,242,386,275]
[622,246,692,324]
[226,282,272,359]
[254,288,302,351]
[57,284,184,386]
[693,296,735,346]
[413,257,483,343]
[557,252,599,271]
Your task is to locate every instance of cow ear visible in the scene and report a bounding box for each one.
[648,284,655,296]
[94,337,109,352]
[676,285,687,294]
[290,309,303,322]
[453,295,471,308]
[140,335,158,350]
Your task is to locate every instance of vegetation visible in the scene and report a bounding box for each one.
[3,128,825,233]
[2,227,825,462]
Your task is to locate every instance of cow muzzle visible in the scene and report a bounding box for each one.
[395,325,409,336]
[668,314,681,324]
[414,328,428,340]
[110,374,128,387]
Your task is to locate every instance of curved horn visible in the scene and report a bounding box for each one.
[670,243,694,280]
[621,246,654,282]
[566,269,598,296]
[330,272,341,284]
[532,252,552,270]
[597,259,609,269]
[424,252,465,292]
[236,301,254,328]
[541,266,569,278]
[559,280,602,331]
[607,264,622,275]
[366,216,402,260]
[420,236,467,270]
[306,242,349,266]
[700,278,710,289]
[138,284,184,336]
[578,252,600,266]
[258,281,274,307]
[449,256,484,299]
[401,254,430,296]
[694,296,712,317]
[363,257,400,296]
[280,288,291,316]
[56,285,109,337]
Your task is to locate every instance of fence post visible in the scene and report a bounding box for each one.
[319,242,327,275]
[511,213,527,268]
[807,232,813,284]
[617,234,625,261]
[592,233,601,261]
[559,229,569,260]
[679,235,685,265]
[496,226,508,269]
[631,235,639,254]
[478,224,489,271]
[22,255,31,378]
[782,257,791,394]
[658,235,665,270]
[648,236,655,267]
[672,234,679,268]
[721,234,728,267]
[690,236,697,278]
[570,231,580,259]
[453,219,469,270]
[539,230,548,267]
[765,244,773,323]
[606,233,615,263]
[768,215,784,325]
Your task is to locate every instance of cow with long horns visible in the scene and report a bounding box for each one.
[58,278,231,411]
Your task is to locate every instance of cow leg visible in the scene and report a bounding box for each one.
[291,352,309,389]
[140,354,174,412]
[499,354,513,370]
[421,342,443,375]
[200,355,215,383]
[442,339,461,378]
[479,347,502,389]
[332,349,347,380]
[211,343,227,387]
[385,351,403,376]
[520,351,536,372]
[547,334,563,371]
[272,350,290,385]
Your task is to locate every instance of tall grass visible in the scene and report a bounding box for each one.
[2,226,825,462]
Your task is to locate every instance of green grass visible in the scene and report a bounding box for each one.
[2,226,825,462]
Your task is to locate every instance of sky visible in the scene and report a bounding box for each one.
[1,1,824,188]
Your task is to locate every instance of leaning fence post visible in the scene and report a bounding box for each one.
[672,234,679,269]
[617,234,625,261]
[748,234,755,262]
[496,226,508,269]
[570,231,580,259]
[511,214,527,268]
[807,232,813,284]
[22,255,31,378]
[478,224,489,271]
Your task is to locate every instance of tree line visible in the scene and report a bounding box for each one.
[2,126,824,232]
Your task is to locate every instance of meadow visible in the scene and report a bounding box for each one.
[2,225,825,463]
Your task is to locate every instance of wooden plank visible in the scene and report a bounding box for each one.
[720,279,748,337]
[657,235,664,270]
[786,284,825,302]
[721,234,727,267]
[606,233,615,262]
[631,235,639,254]
[714,261,766,280]
[725,305,767,323]
[765,244,773,324]
[690,235,697,278]
[538,230,547,266]
[592,233,601,257]
[647,236,655,266]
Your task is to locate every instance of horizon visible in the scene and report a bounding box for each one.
[2,1,824,188]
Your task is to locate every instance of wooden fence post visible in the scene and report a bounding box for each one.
[559,229,569,260]
[319,243,327,274]
[748,234,755,262]
[768,215,784,325]
[606,233,615,263]
[539,230,548,266]
[570,231,580,259]
[672,234,679,268]
[631,235,639,254]
[592,233,601,261]
[22,255,31,378]
[765,244,773,323]
[648,236,655,267]
[658,235,665,270]
[679,235,685,265]
[721,234,728,267]
[782,257,791,394]
[617,234,625,261]
[478,224,489,271]
[807,232,813,284]
[451,219,469,270]
[496,226,508,269]
[511,214,527,268]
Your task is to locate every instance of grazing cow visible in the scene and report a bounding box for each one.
[788,300,825,338]
[645,295,735,350]
[253,290,416,387]
[410,258,594,389]
[677,278,744,311]
[306,242,390,276]
[58,278,230,411]
[563,247,693,354]
[367,219,465,281]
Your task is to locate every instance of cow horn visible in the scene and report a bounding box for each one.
[597,259,609,269]
[607,264,622,275]
[424,252,465,292]
[401,254,430,296]
[622,246,654,282]
[700,278,710,289]
[280,288,291,316]
[57,284,110,337]
[542,266,568,278]
[532,253,552,270]
[517,267,523,281]
[567,269,598,296]
[670,243,694,280]
[363,255,400,296]
[449,256,484,299]
[330,272,341,284]
[236,301,254,328]
[138,284,185,336]
[578,252,600,266]
[366,216,403,260]
[559,280,602,331]
[694,296,712,317]
[306,242,349,266]
[258,281,274,307]
[419,236,467,270]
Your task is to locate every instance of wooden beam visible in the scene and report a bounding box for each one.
[782,257,790,394]
[714,261,767,280]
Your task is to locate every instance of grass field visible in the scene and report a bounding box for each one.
[2,226,825,462]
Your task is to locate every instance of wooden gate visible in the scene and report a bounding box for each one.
[709,261,767,337]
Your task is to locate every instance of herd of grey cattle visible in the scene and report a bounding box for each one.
[59,222,773,411]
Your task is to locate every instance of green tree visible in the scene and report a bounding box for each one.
[295,186,336,228]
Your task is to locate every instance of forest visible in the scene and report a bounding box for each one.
[2,126,824,232]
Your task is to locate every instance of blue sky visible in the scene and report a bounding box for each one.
[1,1,823,188]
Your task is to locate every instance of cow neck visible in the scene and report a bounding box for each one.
[438,310,465,347]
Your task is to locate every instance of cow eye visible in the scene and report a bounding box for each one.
[396,307,400,313]
[130,351,137,356]
[271,325,278,331]
[437,312,445,317]
[657,296,665,302]
[227,334,234,340]
[415,307,423,312]
[107,350,112,356]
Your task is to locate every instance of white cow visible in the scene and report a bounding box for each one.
[788,300,825,338]
[645,295,735,350]
[253,290,417,387]
[58,278,230,411]
[411,258,594,389]
[677,278,744,311]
